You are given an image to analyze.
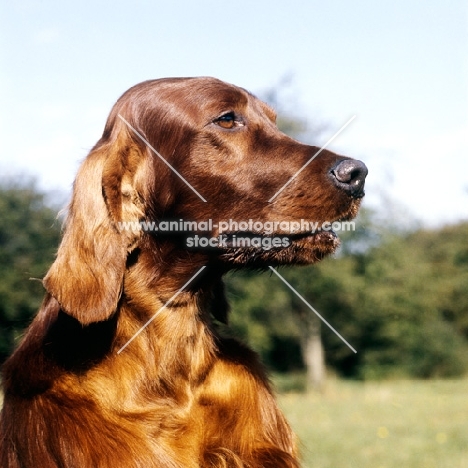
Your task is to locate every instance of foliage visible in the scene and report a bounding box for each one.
[322,222,468,379]
[226,219,468,379]
[0,178,62,361]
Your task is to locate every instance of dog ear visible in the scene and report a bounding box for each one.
[43,132,147,325]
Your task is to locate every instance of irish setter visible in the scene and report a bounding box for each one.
[0,77,367,467]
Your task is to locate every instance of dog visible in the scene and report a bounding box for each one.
[0,77,367,467]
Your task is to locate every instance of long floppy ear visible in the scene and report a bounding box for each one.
[43,132,147,325]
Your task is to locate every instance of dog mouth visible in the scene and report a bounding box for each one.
[217,208,359,250]
[211,207,362,266]
[220,227,338,249]
[211,221,346,267]
[212,228,338,267]
[288,228,338,243]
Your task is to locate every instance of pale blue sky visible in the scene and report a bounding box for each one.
[1,0,467,226]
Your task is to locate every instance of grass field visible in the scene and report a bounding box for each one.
[277,377,468,468]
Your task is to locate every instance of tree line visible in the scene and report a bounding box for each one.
[225,214,468,382]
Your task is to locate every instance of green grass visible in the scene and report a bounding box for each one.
[277,378,468,468]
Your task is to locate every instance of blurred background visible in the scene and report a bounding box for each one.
[1,1,467,466]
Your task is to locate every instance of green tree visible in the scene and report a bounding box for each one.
[315,222,468,379]
[0,178,62,361]
[226,216,468,381]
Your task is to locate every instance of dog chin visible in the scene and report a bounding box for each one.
[218,230,340,268]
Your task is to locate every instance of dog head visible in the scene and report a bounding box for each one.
[43,77,367,324]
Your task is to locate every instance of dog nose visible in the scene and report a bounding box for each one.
[330,159,368,198]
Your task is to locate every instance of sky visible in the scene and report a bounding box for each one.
[1,0,467,227]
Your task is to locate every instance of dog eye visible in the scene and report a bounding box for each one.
[214,112,244,129]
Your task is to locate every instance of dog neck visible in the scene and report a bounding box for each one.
[115,249,224,390]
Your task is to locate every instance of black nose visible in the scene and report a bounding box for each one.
[330,159,368,198]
